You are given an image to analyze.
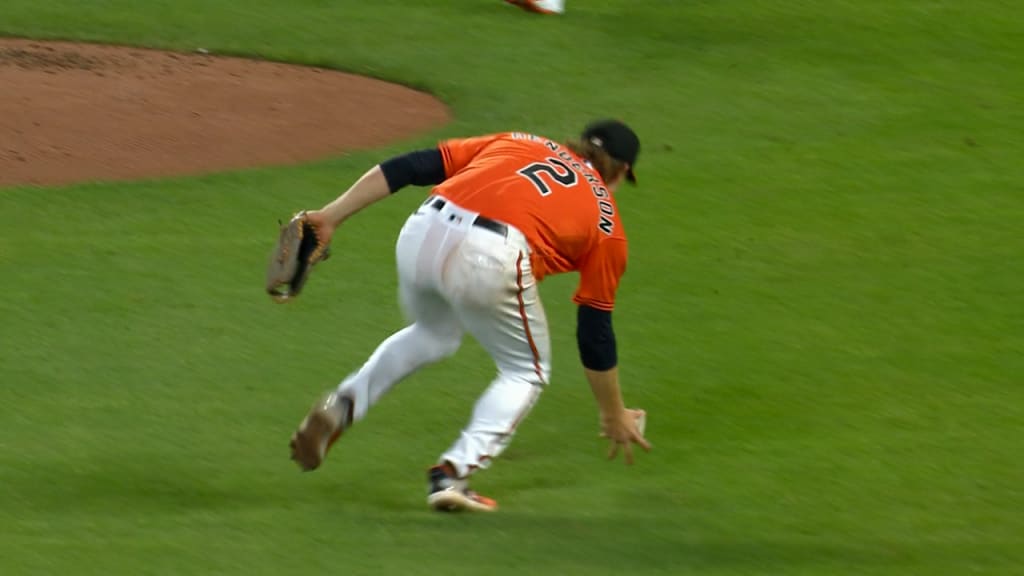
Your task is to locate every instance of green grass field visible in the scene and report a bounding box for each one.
[2,1,1023,574]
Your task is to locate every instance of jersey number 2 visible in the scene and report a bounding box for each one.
[517,158,577,196]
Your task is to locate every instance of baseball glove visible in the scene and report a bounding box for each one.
[266,211,331,302]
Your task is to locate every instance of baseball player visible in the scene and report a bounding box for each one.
[289,119,650,512]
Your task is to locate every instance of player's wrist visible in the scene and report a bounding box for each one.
[599,407,629,425]
[585,367,626,422]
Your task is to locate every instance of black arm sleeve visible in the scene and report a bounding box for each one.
[378,148,446,193]
[577,304,618,371]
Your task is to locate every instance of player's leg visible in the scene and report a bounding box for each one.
[428,228,551,510]
[441,244,551,476]
[290,209,464,470]
[334,208,466,422]
[334,294,462,423]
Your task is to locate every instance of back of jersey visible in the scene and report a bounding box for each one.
[432,132,628,311]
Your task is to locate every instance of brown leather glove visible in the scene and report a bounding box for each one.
[265,211,330,302]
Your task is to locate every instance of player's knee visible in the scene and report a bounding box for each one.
[433,335,462,360]
[538,367,551,386]
[500,367,549,388]
[414,325,462,361]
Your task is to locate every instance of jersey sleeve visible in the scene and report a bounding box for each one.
[438,134,504,178]
[572,237,628,311]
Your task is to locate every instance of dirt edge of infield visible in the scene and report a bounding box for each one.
[0,38,451,188]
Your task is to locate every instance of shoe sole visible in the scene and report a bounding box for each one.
[290,402,343,471]
[427,489,498,513]
[504,0,560,15]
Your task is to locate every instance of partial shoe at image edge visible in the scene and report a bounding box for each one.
[504,0,563,15]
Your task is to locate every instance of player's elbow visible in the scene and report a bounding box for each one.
[379,148,446,192]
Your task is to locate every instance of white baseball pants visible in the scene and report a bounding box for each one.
[335,196,551,478]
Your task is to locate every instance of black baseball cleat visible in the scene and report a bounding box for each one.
[427,464,498,512]
[289,392,353,471]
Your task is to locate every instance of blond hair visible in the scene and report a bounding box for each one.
[564,138,628,184]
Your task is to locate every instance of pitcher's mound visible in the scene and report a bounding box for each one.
[0,38,450,187]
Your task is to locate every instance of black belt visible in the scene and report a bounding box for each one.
[426,197,508,237]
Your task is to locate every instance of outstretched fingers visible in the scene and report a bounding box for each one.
[607,439,639,465]
[634,433,652,452]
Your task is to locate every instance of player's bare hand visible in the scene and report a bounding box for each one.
[303,209,336,247]
[600,408,651,465]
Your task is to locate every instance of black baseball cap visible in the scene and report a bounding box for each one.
[582,119,641,183]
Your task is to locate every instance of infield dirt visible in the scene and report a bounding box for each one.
[0,38,450,187]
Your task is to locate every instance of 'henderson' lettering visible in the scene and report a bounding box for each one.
[544,139,617,235]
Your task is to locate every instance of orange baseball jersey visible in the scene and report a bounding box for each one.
[431,132,628,311]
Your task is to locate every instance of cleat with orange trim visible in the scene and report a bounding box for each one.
[427,465,498,512]
[504,0,564,15]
